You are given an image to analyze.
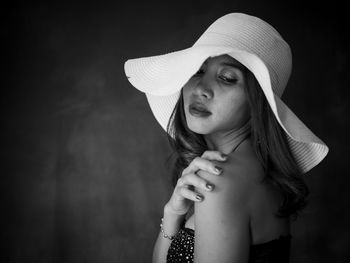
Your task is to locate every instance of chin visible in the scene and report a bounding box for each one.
[186,121,213,135]
[184,111,214,134]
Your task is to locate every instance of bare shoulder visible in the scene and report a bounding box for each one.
[195,138,289,252]
[193,139,265,262]
[223,138,264,184]
[196,138,264,205]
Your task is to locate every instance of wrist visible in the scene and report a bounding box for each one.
[160,204,186,239]
[164,203,187,218]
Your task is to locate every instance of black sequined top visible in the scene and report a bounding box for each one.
[166,222,291,263]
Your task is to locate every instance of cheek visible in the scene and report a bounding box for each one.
[182,86,191,108]
[218,94,249,121]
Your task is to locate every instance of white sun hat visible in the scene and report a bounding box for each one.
[124,13,329,174]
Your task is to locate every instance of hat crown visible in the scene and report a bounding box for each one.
[193,13,292,97]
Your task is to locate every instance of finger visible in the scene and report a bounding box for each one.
[183,157,223,176]
[180,172,214,192]
[177,177,195,191]
[178,186,204,202]
[201,150,228,161]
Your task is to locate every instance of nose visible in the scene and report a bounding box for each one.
[194,73,214,99]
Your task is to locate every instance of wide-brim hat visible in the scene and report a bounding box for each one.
[124,13,329,174]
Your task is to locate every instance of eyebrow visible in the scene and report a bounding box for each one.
[221,61,245,71]
[202,59,245,71]
[203,58,245,71]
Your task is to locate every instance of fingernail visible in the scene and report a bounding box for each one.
[206,183,213,190]
[196,194,203,201]
[221,154,228,160]
[214,166,222,174]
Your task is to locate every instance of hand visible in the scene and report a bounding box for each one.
[165,150,228,216]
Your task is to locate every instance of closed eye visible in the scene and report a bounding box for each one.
[219,75,238,84]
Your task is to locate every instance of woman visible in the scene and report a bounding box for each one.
[124,13,329,263]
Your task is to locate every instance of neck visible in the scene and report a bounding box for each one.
[204,119,251,155]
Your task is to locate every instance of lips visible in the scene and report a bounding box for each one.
[189,102,211,117]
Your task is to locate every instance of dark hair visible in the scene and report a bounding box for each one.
[165,67,309,219]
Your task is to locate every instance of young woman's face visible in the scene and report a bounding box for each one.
[182,54,250,135]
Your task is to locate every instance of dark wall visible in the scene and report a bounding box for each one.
[3,1,349,262]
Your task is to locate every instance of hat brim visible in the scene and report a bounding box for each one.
[124,45,329,174]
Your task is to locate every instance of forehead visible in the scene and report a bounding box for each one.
[201,54,244,70]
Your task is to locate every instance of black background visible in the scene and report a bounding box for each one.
[3,1,350,262]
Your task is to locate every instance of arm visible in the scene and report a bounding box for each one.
[152,204,186,263]
[152,150,228,263]
[194,158,258,263]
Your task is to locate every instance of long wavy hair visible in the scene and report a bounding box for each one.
[165,64,309,219]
